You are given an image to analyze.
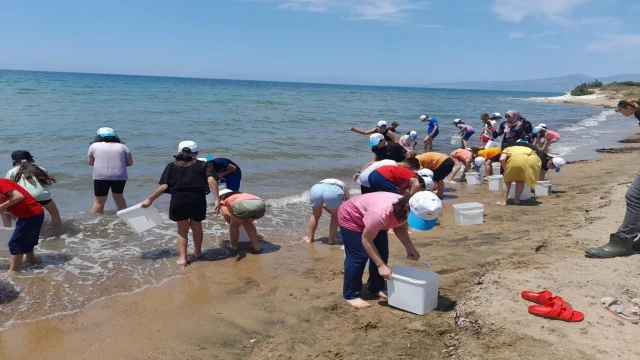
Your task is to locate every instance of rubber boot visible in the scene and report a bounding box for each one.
[585,234,634,258]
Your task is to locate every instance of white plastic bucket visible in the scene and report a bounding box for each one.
[230,223,252,243]
[485,140,500,149]
[453,202,484,225]
[491,162,502,175]
[508,184,532,201]
[116,204,164,233]
[488,175,504,191]
[450,135,462,146]
[465,172,483,185]
[388,259,440,315]
[0,227,15,251]
[535,180,553,196]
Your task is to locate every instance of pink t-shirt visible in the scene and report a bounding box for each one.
[546,130,560,140]
[338,192,406,232]
[221,193,261,208]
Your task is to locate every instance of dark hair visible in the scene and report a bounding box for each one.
[403,157,420,170]
[92,135,122,144]
[13,161,56,187]
[481,113,490,121]
[392,195,412,221]
[618,99,640,109]
[174,147,197,162]
[220,191,239,201]
[471,147,482,156]
[391,122,400,127]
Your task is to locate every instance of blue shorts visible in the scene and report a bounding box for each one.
[309,183,344,210]
[463,131,475,141]
[368,171,400,194]
[9,213,45,255]
[428,129,440,138]
[221,170,242,192]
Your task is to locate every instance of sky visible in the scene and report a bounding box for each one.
[0,0,639,86]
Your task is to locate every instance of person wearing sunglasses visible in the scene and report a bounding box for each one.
[585,99,640,258]
[350,120,398,143]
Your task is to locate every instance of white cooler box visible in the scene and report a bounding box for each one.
[453,202,484,225]
[387,259,440,315]
[535,180,552,196]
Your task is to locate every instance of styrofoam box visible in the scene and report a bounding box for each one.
[535,180,553,196]
[508,184,532,201]
[117,204,164,233]
[0,227,15,251]
[453,202,485,225]
[387,260,440,315]
[466,172,483,185]
[488,175,504,191]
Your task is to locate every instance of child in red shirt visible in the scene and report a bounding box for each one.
[0,179,45,274]
[368,165,424,195]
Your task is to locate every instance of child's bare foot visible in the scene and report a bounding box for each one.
[176,258,188,266]
[328,239,335,245]
[231,246,239,252]
[376,291,388,299]
[513,200,521,205]
[496,201,507,206]
[6,270,19,275]
[447,180,457,184]
[304,236,313,244]
[252,245,262,253]
[26,254,41,265]
[193,250,202,258]
[345,298,371,308]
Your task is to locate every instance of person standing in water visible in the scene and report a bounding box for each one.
[339,191,442,308]
[142,141,220,266]
[585,99,640,258]
[420,115,439,151]
[210,157,242,191]
[452,119,475,149]
[218,189,266,253]
[5,150,62,229]
[87,127,133,214]
[350,120,398,143]
[306,178,349,245]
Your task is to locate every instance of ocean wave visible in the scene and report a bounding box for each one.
[559,110,617,132]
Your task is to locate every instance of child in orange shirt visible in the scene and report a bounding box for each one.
[218,190,266,252]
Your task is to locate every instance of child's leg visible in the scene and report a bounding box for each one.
[189,220,204,258]
[462,139,468,149]
[25,251,40,265]
[513,181,525,205]
[306,206,323,243]
[229,216,242,250]
[8,254,23,273]
[44,200,62,229]
[111,193,127,211]
[448,160,461,183]
[91,196,108,215]
[176,220,190,266]
[498,182,511,206]
[328,209,339,245]
[243,220,261,252]
[2,213,12,227]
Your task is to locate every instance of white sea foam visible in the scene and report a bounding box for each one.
[559,110,616,132]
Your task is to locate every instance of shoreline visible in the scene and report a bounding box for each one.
[524,89,621,108]
[3,131,640,359]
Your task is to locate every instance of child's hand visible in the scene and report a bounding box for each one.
[352,172,360,181]
[214,200,221,215]
[141,199,152,208]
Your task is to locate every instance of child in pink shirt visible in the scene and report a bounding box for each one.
[533,125,561,153]
[219,190,266,252]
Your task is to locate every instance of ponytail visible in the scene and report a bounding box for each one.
[174,147,197,162]
[14,161,56,187]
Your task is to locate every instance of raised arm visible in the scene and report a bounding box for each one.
[350,127,376,135]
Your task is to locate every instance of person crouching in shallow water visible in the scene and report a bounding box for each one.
[218,189,266,253]
[585,99,640,258]
[338,191,442,308]
[6,150,62,229]
[142,141,220,266]
[497,144,541,206]
[306,178,350,245]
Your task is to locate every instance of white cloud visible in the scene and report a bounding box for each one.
[419,23,442,28]
[531,31,558,38]
[259,0,430,22]
[492,0,587,23]
[508,32,526,39]
[586,34,640,53]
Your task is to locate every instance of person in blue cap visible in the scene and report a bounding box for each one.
[399,130,419,150]
[337,191,442,308]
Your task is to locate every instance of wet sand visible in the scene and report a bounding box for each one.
[525,90,620,108]
[3,140,640,360]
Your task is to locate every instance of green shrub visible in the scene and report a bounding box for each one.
[589,79,603,88]
[570,83,595,96]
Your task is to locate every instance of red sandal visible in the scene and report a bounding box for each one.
[521,290,554,305]
[528,297,584,322]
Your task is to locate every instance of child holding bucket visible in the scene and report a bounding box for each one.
[447,148,474,183]
[338,191,442,308]
[452,119,475,149]
[142,141,220,266]
[218,189,266,253]
[306,178,350,245]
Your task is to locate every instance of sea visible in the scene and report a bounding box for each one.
[0,69,632,329]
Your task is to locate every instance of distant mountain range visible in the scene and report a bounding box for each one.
[426,74,640,93]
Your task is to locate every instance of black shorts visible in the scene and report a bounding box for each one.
[360,185,374,194]
[38,199,52,206]
[432,158,455,182]
[94,180,127,197]
[169,192,207,222]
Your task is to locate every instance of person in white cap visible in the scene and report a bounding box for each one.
[142,141,221,266]
[353,157,420,194]
[417,169,436,191]
[350,120,398,143]
[338,191,442,308]
[420,115,439,151]
[87,127,133,214]
[452,119,475,149]
[398,130,419,150]
[369,133,411,162]
[532,124,561,153]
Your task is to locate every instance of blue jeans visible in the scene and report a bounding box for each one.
[368,171,400,194]
[341,226,389,300]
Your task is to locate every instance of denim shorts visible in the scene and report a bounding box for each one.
[309,183,344,210]
[463,131,475,141]
[9,213,45,255]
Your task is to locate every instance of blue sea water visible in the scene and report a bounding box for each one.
[0,69,630,329]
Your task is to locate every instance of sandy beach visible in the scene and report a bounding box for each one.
[1,133,639,360]
[525,90,621,108]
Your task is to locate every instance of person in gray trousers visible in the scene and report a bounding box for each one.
[585,99,640,258]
